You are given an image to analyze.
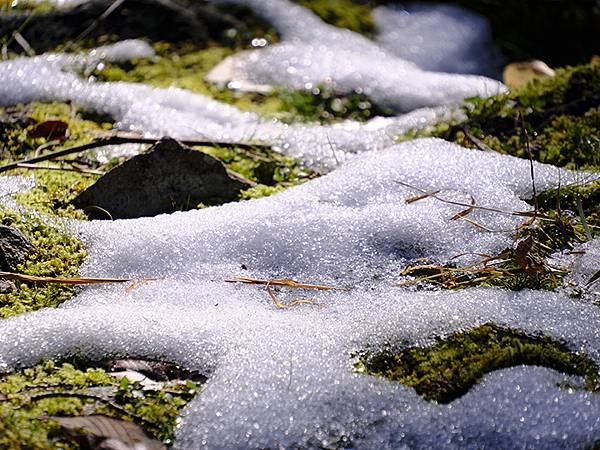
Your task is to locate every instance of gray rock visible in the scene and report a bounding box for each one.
[0,225,34,272]
[72,137,253,219]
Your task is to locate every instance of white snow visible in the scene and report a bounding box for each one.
[2,139,600,449]
[372,3,501,76]
[0,1,599,449]
[0,41,455,171]
[206,0,506,112]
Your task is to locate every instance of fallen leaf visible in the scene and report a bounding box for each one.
[503,60,555,88]
[514,236,545,275]
[51,415,165,450]
[28,120,69,139]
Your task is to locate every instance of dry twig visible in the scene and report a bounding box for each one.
[0,272,129,285]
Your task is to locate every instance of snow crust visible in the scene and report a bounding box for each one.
[372,3,501,75]
[206,0,506,111]
[2,140,600,448]
[1,1,599,448]
[0,40,454,171]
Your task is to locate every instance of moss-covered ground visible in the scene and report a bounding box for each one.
[0,360,200,448]
[399,63,599,291]
[356,323,599,404]
[1,2,599,447]
[0,208,86,319]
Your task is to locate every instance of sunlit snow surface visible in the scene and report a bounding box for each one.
[1,1,600,448]
[0,0,506,170]
[0,40,453,171]
[1,140,600,449]
[207,0,506,112]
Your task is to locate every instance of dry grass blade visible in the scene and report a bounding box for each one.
[266,285,315,309]
[587,269,600,287]
[226,276,344,291]
[395,180,548,219]
[0,272,130,285]
[450,195,476,220]
[405,190,440,204]
[126,278,158,293]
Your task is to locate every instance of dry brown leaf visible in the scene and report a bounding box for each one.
[503,60,555,88]
[51,415,165,450]
[28,120,69,139]
[514,236,545,275]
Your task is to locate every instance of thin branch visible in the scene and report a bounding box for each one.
[0,272,130,285]
[518,112,538,214]
[226,276,345,291]
[394,180,544,219]
[0,135,272,174]
[15,163,104,176]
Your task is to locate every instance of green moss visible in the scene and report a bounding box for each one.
[398,64,599,292]
[422,64,600,170]
[0,208,86,319]
[293,0,379,35]
[239,184,286,200]
[1,101,113,161]
[356,323,599,404]
[92,42,388,123]
[0,360,199,448]
[0,101,113,218]
[0,0,54,13]
[274,84,392,123]
[16,170,97,220]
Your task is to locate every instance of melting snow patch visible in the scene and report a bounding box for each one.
[372,3,502,76]
[0,139,598,448]
[0,40,455,170]
[206,0,506,111]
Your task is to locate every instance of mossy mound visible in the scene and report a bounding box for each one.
[0,359,199,448]
[293,0,380,36]
[0,208,86,318]
[408,63,600,170]
[398,64,598,293]
[357,323,599,404]
[197,143,316,200]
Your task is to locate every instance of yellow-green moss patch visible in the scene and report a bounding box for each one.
[0,208,86,318]
[0,359,199,449]
[356,323,599,404]
[412,63,600,170]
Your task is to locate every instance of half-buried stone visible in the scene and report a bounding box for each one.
[72,137,253,219]
[0,224,34,293]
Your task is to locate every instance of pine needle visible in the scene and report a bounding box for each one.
[266,285,315,309]
[0,272,130,285]
[225,276,344,291]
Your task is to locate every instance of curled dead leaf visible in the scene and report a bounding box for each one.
[50,415,165,450]
[28,120,69,139]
